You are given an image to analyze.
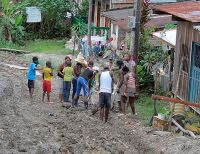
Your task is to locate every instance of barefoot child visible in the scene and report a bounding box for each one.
[99,64,116,122]
[118,66,136,115]
[42,61,53,102]
[27,56,40,99]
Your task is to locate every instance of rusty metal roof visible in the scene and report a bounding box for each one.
[101,7,133,21]
[154,1,200,23]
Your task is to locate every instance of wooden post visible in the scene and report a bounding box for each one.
[131,0,142,63]
[73,34,76,55]
[87,0,93,57]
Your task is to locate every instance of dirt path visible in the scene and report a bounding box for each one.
[1,52,200,154]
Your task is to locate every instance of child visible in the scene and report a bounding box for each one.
[99,64,116,122]
[42,61,53,103]
[27,56,40,99]
[63,57,74,104]
[117,66,136,115]
[57,56,71,102]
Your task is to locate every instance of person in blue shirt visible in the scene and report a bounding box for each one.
[27,56,40,99]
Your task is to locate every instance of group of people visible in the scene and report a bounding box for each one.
[26,53,136,122]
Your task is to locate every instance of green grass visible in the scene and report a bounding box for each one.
[24,39,73,54]
[134,94,170,126]
[0,41,23,49]
[0,39,74,55]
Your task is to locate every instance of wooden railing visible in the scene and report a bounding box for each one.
[91,26,110,39]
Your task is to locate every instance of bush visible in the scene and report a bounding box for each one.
[24,0,73,39]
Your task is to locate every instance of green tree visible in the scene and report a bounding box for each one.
[137,1,167,91]
[0,0,25,44]
[77,0,89,18]
[24,0,74,39]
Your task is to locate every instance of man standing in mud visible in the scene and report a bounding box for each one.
[99,64,116,122]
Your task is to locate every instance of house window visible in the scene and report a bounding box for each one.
[194,43,200,68]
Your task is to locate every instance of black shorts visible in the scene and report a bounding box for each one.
[99,92,111,108]
[28,80,34,89]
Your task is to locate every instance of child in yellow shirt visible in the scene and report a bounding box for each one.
[42,61,53,102]
[63,58,74,103]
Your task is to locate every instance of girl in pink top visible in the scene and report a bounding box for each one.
[118,66,136,115]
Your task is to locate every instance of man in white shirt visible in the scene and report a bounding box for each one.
[99,64,116,122]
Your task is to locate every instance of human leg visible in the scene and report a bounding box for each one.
[105,93,111,122]
[129,97,135,115]
[59,78,64,102]
[99,93,104,121]
[121,96,127,114]
[46,81,51,102]
[28,80,34,99]
[42,92,45,102]
[72,77,82,106]
[63,81,68,102]
[105,107,109,122]
[66,81,71,102]
[82,78,89,110]
[72,78,77,99]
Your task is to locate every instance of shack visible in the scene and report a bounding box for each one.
[154,1,200,109]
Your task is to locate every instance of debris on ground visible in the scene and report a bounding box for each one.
[1,51,200,154]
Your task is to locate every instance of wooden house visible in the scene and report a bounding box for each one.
[154,1,200,109]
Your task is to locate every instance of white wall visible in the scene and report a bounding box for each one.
[110,23,118,49]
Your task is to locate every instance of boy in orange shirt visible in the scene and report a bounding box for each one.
[42,61,53,103]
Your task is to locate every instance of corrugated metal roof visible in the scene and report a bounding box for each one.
[150,0,177,3]
[193,25,200,32]
[152,29,176,47]
[101,8,176,31]
[101,7,133,21]
[154,1,200,23]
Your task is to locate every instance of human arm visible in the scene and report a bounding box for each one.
[42,71,44,80]
[109,71,116,84]
[116,70,124,93]
[58,64,64,78]
[98,72,101,91]
[50,69,53,76]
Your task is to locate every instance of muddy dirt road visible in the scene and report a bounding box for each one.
[0,52,200,154]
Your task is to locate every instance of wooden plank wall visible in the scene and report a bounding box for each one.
[173,22,200,100]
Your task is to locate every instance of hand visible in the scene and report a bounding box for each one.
[124,92,128,97]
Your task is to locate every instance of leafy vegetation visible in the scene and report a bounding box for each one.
[135,94,170,126]
[136,2,167,93]
[0,0,80,44]
[24,0,73,39]
[77,0,89,19]
[72,17,87,38]
[0,0,26,45]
